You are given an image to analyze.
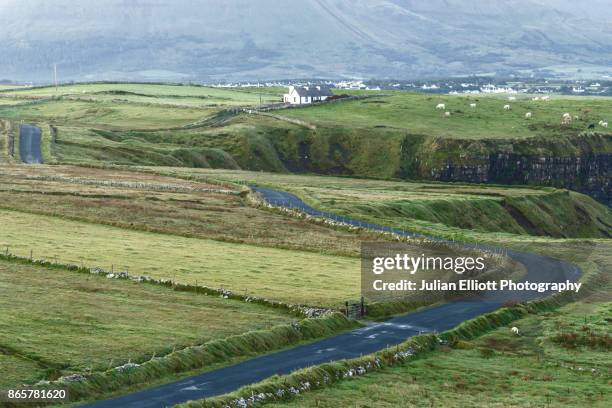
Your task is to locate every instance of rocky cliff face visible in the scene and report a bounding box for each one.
[401,133,612,206]
[429,153,611,206]
[239,127,611,206]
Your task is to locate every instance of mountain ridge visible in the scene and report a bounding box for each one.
[1,0,610,82]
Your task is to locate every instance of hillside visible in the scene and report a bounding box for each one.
[1,0,611,81]
[1,83,610,207]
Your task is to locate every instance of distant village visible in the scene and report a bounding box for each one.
[211,78,612,97]
[2,77,610,98]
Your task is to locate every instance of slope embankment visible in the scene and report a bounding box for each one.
[217,122,611,206]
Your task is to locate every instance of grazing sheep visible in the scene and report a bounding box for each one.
[436,103,445,110]
[525,112,532,119]
[541,95,550,101]
[508,96,516,101]
[602,122,609,128]
[563,112,571,118]
[503,104,511,110]
[599,120,605,125]
[511,327,521,336]
[532,96,540,101]
[562,114,572,125]
[444,111,451,117]
[470,103,476,108]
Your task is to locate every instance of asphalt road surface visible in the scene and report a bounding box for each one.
[19,124,43,164]
[83,187,580,408]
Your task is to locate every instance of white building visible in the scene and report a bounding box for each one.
[283,86,333,105]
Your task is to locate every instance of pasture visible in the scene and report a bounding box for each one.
[0,165,371,256]
[0,208,361,307]
[0,259,294,389]
[270,302,611,408]
[281,92,612,139]
[144,168,612,240]
[0,99,214,130]
[202,239,612,408]
[1,83,282,107]
[0,165,520,308]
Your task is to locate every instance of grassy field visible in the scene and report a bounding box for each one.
[269,301,611,407]
[0,82,608,406]
[0,259,294,389]
[0,165,521,308]
[200,239,611,408]
[1,83,283,106]
[0,165,376,256]
[282,92,612,139]
[143,168,612,239]
[1,84,610,201]
[0,208,361,307]
[0,99,215,130]
[0,206,505,309]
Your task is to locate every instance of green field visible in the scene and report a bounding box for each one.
[282,92,612,139]
[0,165,522,308]
[0,99,214,130]
[0,165,369,256]
[0,208,361,307]
[140,167,612,240]
[0,259,294,389]
[1,84,610,199]
[0,82,609,406]
[269,301,611,407]
[1,83,283,106]
[182,239,611,408]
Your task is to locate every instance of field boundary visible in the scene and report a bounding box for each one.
[0,251,332,318]
[3,172,238,195]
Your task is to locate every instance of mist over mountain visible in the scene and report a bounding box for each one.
[1,0,611,82]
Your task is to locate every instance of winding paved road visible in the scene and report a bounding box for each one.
[18,124,43,164]
[83,187,580,408]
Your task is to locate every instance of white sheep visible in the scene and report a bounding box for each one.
[444,111,451,117]
[599,120,604,125]
[436,103,445,110]
[503,104,511,110]
[470,103,476,108]
[562,114,572,125]
[525,112,532,119]
[602,122,608,128]
[511,327,521,336]
[541,95,550,101]
[532,96,540,101]
[562,113,572,124]
[508,96,516,101]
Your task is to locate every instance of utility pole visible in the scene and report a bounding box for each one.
[53,64,58,92]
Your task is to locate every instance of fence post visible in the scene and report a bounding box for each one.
[360,296,365,317]
[345,301,349,317]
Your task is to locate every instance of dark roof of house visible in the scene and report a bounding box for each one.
[293,86,333,97]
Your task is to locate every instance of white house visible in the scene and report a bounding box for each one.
[283,86,333,105]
